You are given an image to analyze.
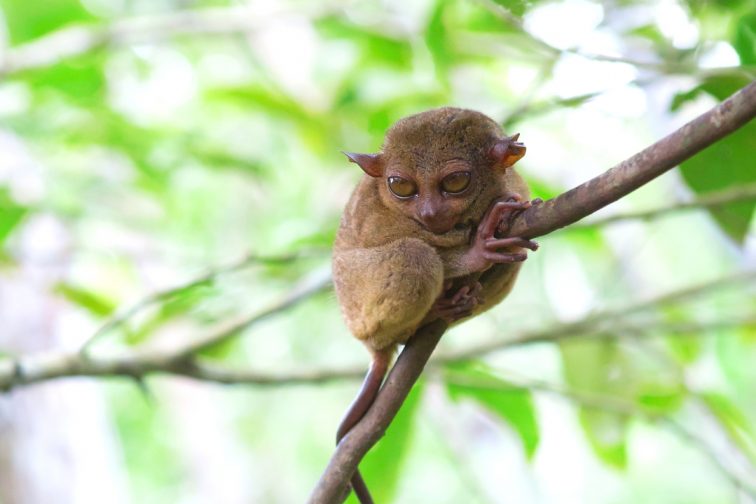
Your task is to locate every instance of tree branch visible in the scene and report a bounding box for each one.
[308,80,756,502]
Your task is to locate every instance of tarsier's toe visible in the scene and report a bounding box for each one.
[497,197,540,237]
[433,282,484,322]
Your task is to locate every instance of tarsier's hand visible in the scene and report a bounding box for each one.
[464,194,540,273]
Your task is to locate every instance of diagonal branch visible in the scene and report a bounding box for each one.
[308,80,756,503]
[80,250,322,353]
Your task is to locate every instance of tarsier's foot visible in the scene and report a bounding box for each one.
[429,281,484,322]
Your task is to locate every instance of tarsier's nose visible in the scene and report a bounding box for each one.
[419,210,452,234]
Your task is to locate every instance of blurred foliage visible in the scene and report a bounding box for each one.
[445,362,540,459]
[1,0,755,502]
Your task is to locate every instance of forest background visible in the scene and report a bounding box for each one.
[0,0,755,503]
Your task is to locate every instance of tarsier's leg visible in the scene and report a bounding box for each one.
[333,238,444,504]
[332,237,445,351]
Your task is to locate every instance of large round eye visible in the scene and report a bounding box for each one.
[387,176,418,198]
[441,171,471,194]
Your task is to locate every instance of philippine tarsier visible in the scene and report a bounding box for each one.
[332,107,539,503]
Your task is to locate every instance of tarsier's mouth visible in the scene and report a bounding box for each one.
[454,219,473,231]
[416,217,458,235]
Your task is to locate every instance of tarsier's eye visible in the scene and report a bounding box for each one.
[387,176,418,198]
[441,171,471,194]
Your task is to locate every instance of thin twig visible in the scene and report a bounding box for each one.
[571,182,756,229]
[80,250,321,353]
[173,267,332,357]
[0,268,331,391]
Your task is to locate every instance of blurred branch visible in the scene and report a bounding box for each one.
[0,4,336,77]
[0,268,331,391]
[175,313,756,387]
[80,249,325,353]
[17,258,752,391]
[572,182,756,229]
[309,80,756,502]
[443,371,756,497]
[173,267,332,357]
[446,269,756,361]
[475,0,756,79]
[5,287,750,389]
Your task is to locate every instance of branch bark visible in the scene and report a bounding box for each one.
[308,80,756,503]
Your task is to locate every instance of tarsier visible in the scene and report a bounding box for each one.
[332,107,539,503]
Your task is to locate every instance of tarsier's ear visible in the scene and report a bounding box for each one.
[342,151,383,178]
[488,133,526,169]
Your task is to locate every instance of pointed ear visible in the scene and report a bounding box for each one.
[488,133,526,169]
[342,151,383,178]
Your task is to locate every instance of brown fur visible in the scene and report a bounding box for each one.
[332,107,531,504]
[333,107,529,354]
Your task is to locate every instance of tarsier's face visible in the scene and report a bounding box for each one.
[344,107,525,235]
[382,157,481,235]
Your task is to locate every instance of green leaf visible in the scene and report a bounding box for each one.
[491,0,531,17]
[503,91,599,129]
[425,0,454,85]
[627,24,668,47]
[207,85,313,123]
[636,384,685,415]
[445,362,539,459]
[579,409,628,468]
[677,75,756,244]
[0,0,95,45]
[666,334,702,364]
[0,188,27,245]
[54,282,117,317]
[671,75,751,112]
[348,380,425,504]
[316,17,413,69]
[561,339,632,468]
[61,109,169,185]
[700,392,756,460]
[19,53,107,104]
[127,283,217,347]
[734,12,756,65]
[662,306,703,364]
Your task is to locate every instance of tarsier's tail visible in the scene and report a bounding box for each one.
[350,471,375,504]
[336,349,393,504]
